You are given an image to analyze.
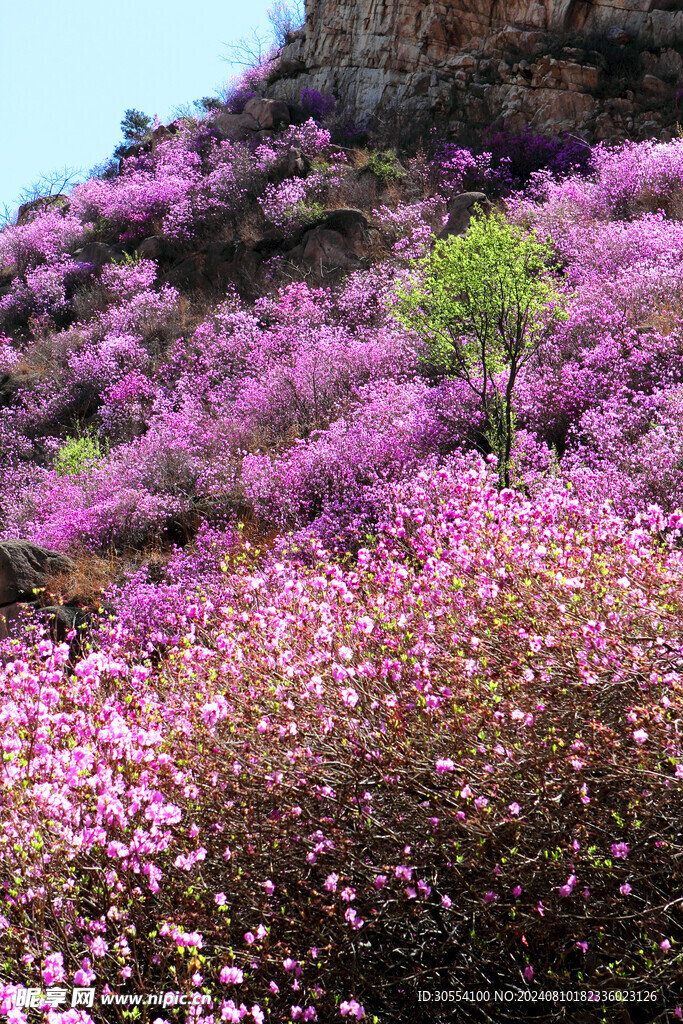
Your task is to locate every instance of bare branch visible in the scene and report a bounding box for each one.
[267,0,305,46]
[19,166,80,205]
[222,29,274,69]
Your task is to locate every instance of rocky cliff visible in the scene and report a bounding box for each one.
[268,0,683,140]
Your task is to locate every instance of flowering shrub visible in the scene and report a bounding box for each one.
[0,334,20,371]
[99,370,159,439]
[71,142,203,243]
[0,209,85,275]
[0,258,82,330]
[242,381,432,537]
[510,137,683,226]
[3,111,683,1023]
[259,176,324,230]
[225,86,258,114]
[423,129,594,202]
[300,88,336,123]
[430,143,513,198]
[259,160,347,231]
[1,461,683,1023]
[477,126,593,190]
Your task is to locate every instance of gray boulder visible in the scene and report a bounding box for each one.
[0,540,75,606]
[17,195,69,226]
[136,235,182,261]
[437,192,493,240]
[213,111,262,139]
[243,97,291,130]
[39,604,88,643]
[73,242,128,269]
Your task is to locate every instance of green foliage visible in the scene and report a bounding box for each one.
[113,109,153,160]
[87,158,119,182]
[365,149,404,185]
[91,216,118,240]
[120,108,153,144]
[393,209,566,485]
[296,200,325,225]
[198,96,223,113]
[55,431,106,478]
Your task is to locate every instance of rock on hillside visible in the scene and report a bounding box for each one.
[0,540,76,641]
[0,540,74,606]
[267,0,683,141]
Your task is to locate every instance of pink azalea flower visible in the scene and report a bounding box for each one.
[220,967,244,984]
[42,952,65,986]
[340,999,365,1019]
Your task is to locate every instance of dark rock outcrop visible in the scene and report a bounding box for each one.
[0,603,25,641]
[437,191,493,239]
[0,540,75,606]
[243,97,291,130]
[17,195,69,226]
[164,242,261,294]
[288,208,372,275]
[268,147,311,184]
[136,235,184,262]
[0,369,37,409]
[39,604,89,643]
[73,242,128,269]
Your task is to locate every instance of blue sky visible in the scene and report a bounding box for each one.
[0,0,275,214]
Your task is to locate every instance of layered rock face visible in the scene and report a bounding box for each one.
[268,0,683,140]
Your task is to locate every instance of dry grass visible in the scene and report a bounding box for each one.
[41,550,118,609]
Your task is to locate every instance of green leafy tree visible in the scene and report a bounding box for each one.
[114,109,153,159]
[394,210,566,486]
[120,108,153,142]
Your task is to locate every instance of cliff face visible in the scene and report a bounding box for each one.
[268,0,683,140]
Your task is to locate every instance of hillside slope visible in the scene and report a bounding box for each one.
[0,76,682,1023]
